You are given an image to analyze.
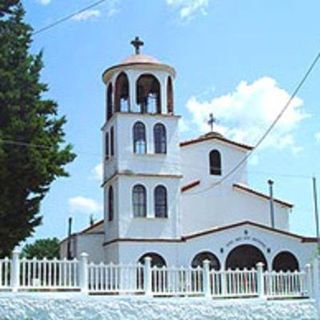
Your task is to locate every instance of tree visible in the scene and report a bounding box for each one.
[21,238,60,259]
[0,1,76,257]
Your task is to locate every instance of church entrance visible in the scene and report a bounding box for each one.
[225,244,267,270]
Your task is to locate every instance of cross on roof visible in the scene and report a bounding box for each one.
[208,113,217,132]
[131,36,144,55]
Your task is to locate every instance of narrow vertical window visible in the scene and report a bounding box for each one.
[105,132,109,159]
[110,126,114,156]
[209,150,221,175]
[107,83,113,120]
[167,76,173,114]
[154,185,167,218]
[154,123,166,154]
[133,122,146,154]
[108,186,114,221]
[133,184,147,217]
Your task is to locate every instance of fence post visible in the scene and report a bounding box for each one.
[202,260,211,298]
[312,256,320,306]
[256,262,265,298]
[10,249,20,292]
[144,257,152,296]
[305,264,312,298]
[79,252,89,294]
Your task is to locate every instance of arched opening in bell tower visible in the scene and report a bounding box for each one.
[107,83,113,120]
[167,76,174,114]
[136,74,161,114]
[115,72,130,112]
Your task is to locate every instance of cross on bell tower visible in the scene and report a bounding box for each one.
[208,113,217,132]
[130,36,144,55]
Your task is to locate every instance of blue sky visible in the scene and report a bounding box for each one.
[22,0,320,241]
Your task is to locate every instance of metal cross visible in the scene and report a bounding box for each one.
[131,36,144,55]
[208,113,217,132]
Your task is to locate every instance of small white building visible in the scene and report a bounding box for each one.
[60,38,317,271]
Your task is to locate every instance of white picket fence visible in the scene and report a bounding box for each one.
[0,251,315,299]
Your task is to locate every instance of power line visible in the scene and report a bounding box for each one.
[33,0,109,36]
[1,138,319,179]
[187,50,320,195]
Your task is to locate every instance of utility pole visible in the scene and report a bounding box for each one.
[313,177,320,252]
[67,216,73,260]
[268,180,275,228]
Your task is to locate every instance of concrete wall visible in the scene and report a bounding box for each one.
[0,294,317,320]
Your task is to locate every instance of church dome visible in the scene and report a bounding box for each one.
[102,37,175,84]
[120,53,161,65]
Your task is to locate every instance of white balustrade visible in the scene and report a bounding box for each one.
[19,257,79,289]
[88,262,144,293]
[264,270,307,298]
[0,250,315,299]
[151,265,203,296]
[0,258,10,289]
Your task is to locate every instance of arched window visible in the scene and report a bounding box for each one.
[225,245,267,270]
[167,76,173,114]
[191,251,221,270]
[138,253,166,267]
[105,132,109,159]
[136,74,161,114]
[115,72,129,112]
[110,126,114,156]
[209,150,221,175]
[138,253,167,291]
[272,251,299,272]
[107,83,113,120]
[154,123,166,154]
[154,185,167,218]
[133,122,146,154]
[108,186,114,221]
[133,184,147,217]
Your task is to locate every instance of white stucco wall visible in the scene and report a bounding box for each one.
[60,233,104,263]
[0,294,317,320]
[103,223,317,270]
[180,139,248,187]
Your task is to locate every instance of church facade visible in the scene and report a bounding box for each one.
[60,38,317,271]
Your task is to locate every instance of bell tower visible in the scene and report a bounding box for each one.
[102,38,182,263]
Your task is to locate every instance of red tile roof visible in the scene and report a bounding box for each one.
[233,183,293,208]
[181,180,201,192]
[180,132,253,151]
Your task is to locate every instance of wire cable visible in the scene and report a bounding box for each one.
[33,0,109,35]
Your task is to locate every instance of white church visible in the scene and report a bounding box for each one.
[60,37,317,271]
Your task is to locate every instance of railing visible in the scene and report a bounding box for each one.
[151,265,203,296]
[0,250,315,300]
[213,268,258,297]
[88,262,144,293]
[264,270,307,298]
[0,258,10,289]
[19,257,79,289]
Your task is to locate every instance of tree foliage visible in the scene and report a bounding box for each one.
[21,237,60,259]
[0,0,76,257]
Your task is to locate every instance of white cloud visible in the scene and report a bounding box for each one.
[91,163,103,181]
[166,0,210,20]
[315,132,320,143]
[72,9,101,21]
[37,0,51,5]
[186,77,308,153]
[68,196,102,214]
